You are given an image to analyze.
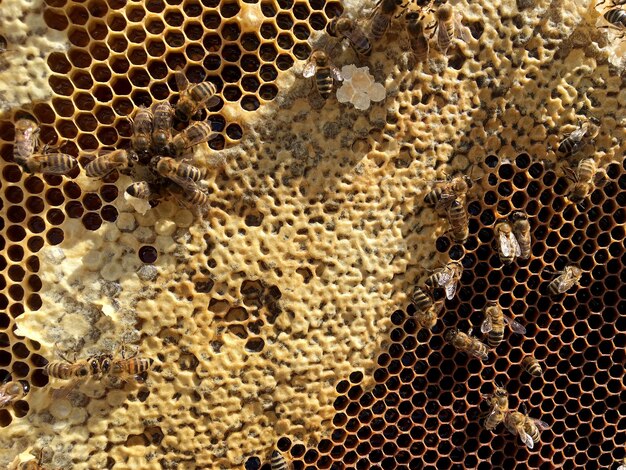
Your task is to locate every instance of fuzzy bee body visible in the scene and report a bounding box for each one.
[111,356,153,377]
[0,379,29,409]
[45,355,111,380]
[495,221,521,265]
[20,152,78,176]
[445,329,489,360]
[156,157,207,191]
[428,4,469,54]
[547,265,582,296]
[270,450,290,470]
[406,12,430,63]
[510,211,531,260]
[424,175,473,209]
[126,181,154,200]
[369,0,402,40]
[522,355,542,377]
[483,386,508,431]
[425,261,462,300]
[85,149,131,178]
[13,118,40,163]
[447,198,469,243]
[175,71,219,122]
[151,101,174,153]
[480,302,526,348]
[169,121,218,157]
[566,157,604,205]
[328,17,372,56]
[130,106,153,154]
[303,50,342,99]
[557,121,596,156]
[504,410,548,449]
[604,8,626,29]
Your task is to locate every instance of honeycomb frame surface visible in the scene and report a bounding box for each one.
[0,0,625,468]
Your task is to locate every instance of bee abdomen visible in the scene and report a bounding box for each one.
[424,188,441,206]
[316,69,333,99]
[371,16,391,39]
[605,8,626,27]
[547,279,561,296]
[487,329,504,348]
[522,356,542,377]
[270,450,288,470]
[45,362,74,379]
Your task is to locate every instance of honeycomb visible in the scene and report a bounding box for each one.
[0,0,625,468]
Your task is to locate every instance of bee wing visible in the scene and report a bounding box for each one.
[498,231,515,257]
[455,16,471,42]
[533,419,549,430]
[503,315,526,335]
[331,65,343,82]
[186,131,219,148]
[303,61,317,78]
[504,416,517,436]
[471,346,488,360]
[480,315,493,334]
[444,280,457,300]
[50,378,81,400]
[0,391,13,408]
[175,70,189,93]
[593,168,608,187]
[519,429,534,449]
[617,466,626,470]
[205,96,221,108]
[168,174,201,193]
[556,275,578,293]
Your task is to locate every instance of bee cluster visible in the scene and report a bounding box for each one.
[12,70,221,213]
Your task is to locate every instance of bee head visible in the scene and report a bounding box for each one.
[89,358,100,374]
[100,356,112,374]
[444,329,457,342]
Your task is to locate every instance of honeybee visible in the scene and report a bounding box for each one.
[425,261,463,300]
[416,297,444,330]
[510,211,531,260]
[129,106,153,154]
[445,329,489,360]
[447,198,469,243]
[504,408,549,449]
[13,118,40,163]
[618,457,626,470]
[18,149,78,176]
[564,157,607,205]
[494,221,521,265]
[151,101,174,153]
[45,353,112,380]
[522,355,542,377]
[557,120,598,156]
[424,174,474,209]
[480,301,526,348]
[600,7,626,36]
[110,355,154,379]
[303,50,342,100]
[546,265,582,296]
[175,70,220,122]
[427,4,470,54]
[169,121,218,157]
[270,450,291,470]
[19,449,48,470]
[369,0,404,40]
[126,181,154,200]
[327,17,372,56]
[483,385,508,431]
[0,377,29,409]
[84,149,132,178]
[168,183,211,208]
[406,12,430,63]
[156,157,207,191]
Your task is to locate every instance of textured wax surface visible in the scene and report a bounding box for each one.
[0,0,626,468]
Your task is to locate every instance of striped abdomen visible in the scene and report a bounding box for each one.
[270,450,288,470]
[111,357,154,376]
[485,307,504,348]
[605,8,626,28]
[424,187,442,206]
[412,286,432,312]
[126,181,153,200]
[448,198,468,242]
[44,361,89,380]
[522,356,542,377]
[370,14,392,40]
[39,153,77,175]
[315,67,334,99]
